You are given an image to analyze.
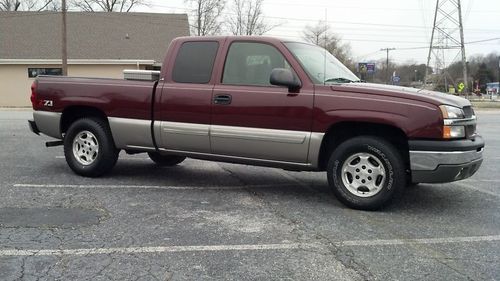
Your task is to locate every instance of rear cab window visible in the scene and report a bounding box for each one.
[172,41,219,83]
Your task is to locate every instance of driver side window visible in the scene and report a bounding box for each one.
[222,42,290,86]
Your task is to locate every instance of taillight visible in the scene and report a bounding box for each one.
[30,81,38,109]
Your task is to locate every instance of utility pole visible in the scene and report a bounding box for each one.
[61,0,68,76]
[380,48,395,84]
[457,0,468,97]
[425,0,468,95]
[497,56,500,96]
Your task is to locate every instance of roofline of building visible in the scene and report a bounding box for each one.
[0,59,156,65]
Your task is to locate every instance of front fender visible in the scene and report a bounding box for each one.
[312,91,443,139]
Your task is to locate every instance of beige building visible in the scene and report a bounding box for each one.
[0,12,189,107]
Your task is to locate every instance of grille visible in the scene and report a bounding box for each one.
[463,106,474,118]
[463,106,476,138]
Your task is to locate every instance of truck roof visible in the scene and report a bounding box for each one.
[172,35,309,45]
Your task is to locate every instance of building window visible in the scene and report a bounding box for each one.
[28,68,63,78]
[172,41,219,84]
[145,65,161,71]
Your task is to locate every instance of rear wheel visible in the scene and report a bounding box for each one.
[327,136,405,210]
[64,118,119,177]
[148,152,186,166]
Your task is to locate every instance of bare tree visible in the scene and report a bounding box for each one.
[303,21,353,68]
[303,21,330,46]
[227,0,273,35]
[71,0,146,12]
[186,0,225,36]
[0,0,54,11]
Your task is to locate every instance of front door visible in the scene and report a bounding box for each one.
[211,41,313,163]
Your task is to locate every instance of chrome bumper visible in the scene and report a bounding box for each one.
[410,148,483,171]
[410,147,483,183]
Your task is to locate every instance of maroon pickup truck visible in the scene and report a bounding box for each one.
[28,36,484,210]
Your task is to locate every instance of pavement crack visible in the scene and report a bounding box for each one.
[217,164,249,186]
[239,183,371,280]
[19,256,27,280]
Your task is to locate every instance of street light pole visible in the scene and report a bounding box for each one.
[61,0,68,76]
[498,56,500,95]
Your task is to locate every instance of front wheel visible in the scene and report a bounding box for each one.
[327,136,405,210]
[64,118,119,177]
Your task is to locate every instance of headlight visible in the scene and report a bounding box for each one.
[440,105,465,119]
[439,105,466,139]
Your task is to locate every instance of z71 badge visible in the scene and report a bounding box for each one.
[43,100,53,107]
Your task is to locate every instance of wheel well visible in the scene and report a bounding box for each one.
[60,106,108,134]
[318,122,410,172]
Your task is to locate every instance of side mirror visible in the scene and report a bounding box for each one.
[270,68,301,92]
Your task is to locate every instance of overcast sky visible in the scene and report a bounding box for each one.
[143,0,500,66]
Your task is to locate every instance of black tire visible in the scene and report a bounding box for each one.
[327,136,405,210]
[148,152,186,166]
[64,118,119,177]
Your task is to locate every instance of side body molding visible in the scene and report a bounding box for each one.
[210,125,312,163]
[107,118,326,169]
[108,117,154,150]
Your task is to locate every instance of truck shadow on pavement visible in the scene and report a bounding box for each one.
[44,159,489,213]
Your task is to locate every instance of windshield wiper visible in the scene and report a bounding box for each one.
[324,77,360,83]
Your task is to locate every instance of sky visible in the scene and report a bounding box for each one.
[140,0,500,66]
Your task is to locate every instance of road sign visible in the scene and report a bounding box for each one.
[358,63,375,74]
[392,75,401,85]
[458,82,465,92]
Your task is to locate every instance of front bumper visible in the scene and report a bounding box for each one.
[409,136,484,183]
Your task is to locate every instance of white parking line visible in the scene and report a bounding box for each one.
[55,156,149,160]
[2,235,499,257]
[12,183,293,191]
[0,243,312,257]
[339,234,500,246]
[465,179,500,183]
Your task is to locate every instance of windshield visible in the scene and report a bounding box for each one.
[284,42,360,84]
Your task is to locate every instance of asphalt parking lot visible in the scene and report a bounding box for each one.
[0,109,499,281]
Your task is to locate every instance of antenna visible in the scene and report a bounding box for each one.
[425,0,468,96]
[323,8,327,85]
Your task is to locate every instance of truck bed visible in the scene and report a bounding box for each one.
[35,76,157,120]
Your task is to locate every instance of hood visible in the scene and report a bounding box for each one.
[329,83,471,108]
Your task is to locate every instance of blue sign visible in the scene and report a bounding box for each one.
[358,63,376,74]
[392,75,401,85]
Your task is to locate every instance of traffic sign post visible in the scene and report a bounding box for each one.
[458,82,465,94]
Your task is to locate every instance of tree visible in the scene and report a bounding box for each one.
[474,63,495,92]
[71,0,146,12]
[0,0,54,11]
[445,52,499,92]
[227,0,273,36]
[186,0,225,36]
[303,21,353,69]
[303,21,330,46]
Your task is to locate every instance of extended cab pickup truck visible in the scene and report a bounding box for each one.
[28,36,484,210]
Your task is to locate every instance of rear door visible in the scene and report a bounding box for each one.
[210,40,314,163]
[155,40,221,153]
